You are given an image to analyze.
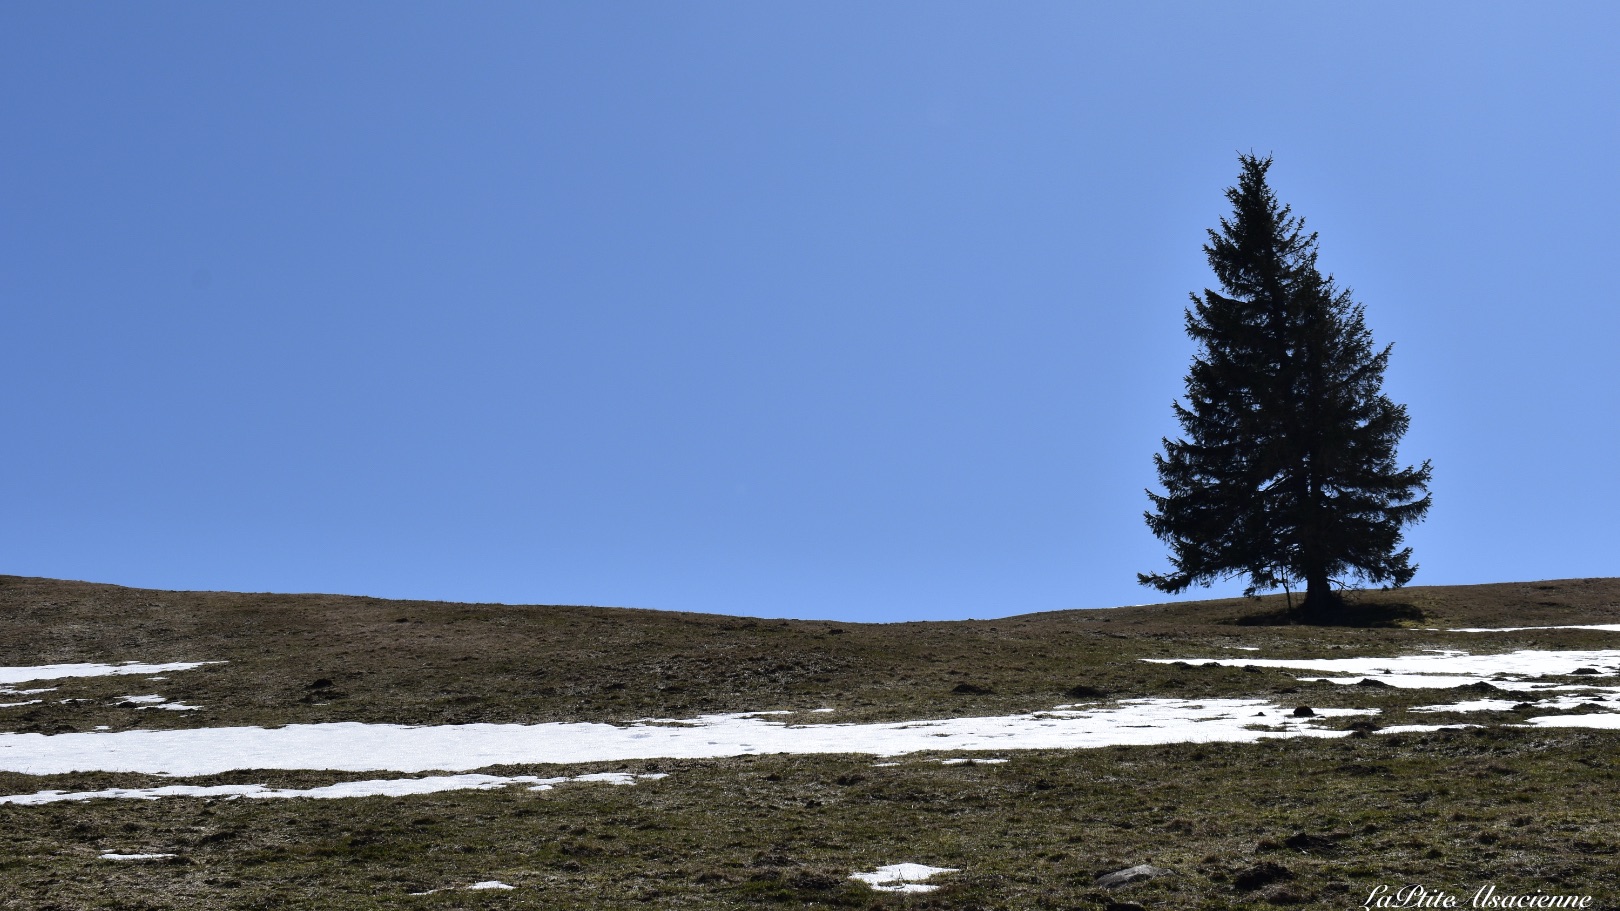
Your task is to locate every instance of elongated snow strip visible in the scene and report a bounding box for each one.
[0,700,1372,776]
[0,662,219,686]
[1297,675,1568,690]
[1145,648,1620,681]
[1428,624,1620,633]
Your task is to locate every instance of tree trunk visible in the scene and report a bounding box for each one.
[1300,569,1337,622]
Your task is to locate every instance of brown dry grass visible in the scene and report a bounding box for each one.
[2,574,1618,909]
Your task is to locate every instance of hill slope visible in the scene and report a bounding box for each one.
[1,575,1617,909]
[2,574,1617,730]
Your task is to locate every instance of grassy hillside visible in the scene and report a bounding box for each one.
[2,575,1618,909]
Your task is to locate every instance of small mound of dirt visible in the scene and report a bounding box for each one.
[1233,861,1293,891]
[1282,832,1340,853]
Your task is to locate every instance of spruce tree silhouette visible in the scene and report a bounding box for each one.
[1140,155,1432,621]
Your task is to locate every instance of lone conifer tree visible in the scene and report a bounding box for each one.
[1140,155,1432,619]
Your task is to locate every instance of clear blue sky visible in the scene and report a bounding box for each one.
[4,3,1616,622]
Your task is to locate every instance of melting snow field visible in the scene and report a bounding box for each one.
[3,643,1619,805]
[1145,645,1620,728]
[850,863,959,894]
[0,699,1374,779]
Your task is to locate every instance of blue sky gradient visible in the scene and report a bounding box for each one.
[4,3,1616,621]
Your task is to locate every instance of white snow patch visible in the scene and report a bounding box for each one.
[1411,691,1620,714]
[851,863,958,893]
[1522,713,1620,730]
[105,694,203,711]
[1375,724,1481,735]
[0,700,42,709]
[0,662,219,686]
[411,882,518,895]
[1410,699,1524,713]
[1296,674,1571,690]
[0,772,667,805]
[1147,648,1620,688]
[935,757,1008,765]
[565,771,667,785]
[1428,624,1620,633]
[0,700,1372,777]
[99,853,176,861]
